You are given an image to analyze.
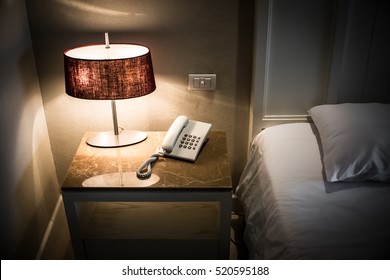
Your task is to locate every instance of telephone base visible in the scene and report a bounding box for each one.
[86,130,147,148]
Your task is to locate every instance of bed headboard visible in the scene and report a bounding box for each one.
[250,0,390,140]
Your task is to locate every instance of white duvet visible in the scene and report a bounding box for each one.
[236,123,390,259]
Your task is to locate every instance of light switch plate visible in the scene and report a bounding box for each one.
[188,74,216,91]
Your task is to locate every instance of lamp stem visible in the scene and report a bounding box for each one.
[111,100,119,135]
[105,32,110,48]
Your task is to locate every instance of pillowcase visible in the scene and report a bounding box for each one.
[309,103,390,182]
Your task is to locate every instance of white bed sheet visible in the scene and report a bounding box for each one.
[236,123,390,259]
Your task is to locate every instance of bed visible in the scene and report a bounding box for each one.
[236,103,390,259]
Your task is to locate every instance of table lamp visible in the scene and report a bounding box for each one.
[64,33,156,147]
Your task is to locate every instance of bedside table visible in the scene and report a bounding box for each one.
[61,131,232,259]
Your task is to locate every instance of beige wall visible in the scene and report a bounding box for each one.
[0,0,59,258]
[25,0,254,187]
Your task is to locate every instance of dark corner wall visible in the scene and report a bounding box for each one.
[0,0,60,259]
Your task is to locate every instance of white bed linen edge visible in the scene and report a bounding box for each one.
[236,123,390,259]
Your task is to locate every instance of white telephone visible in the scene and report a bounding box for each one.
[136,115,212,179]
[161,115,212,162]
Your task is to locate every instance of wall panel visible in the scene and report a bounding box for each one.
[250,0,390,138]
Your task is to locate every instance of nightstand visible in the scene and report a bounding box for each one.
[61,131,232,259]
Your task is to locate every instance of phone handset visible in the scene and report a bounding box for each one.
[161,115,189,152]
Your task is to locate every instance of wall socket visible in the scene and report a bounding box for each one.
[188,74,216,91]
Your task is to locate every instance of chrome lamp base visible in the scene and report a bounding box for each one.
[86,130,147,148]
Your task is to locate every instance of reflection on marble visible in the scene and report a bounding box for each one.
[62,131,232,190]
[82,172,160,187]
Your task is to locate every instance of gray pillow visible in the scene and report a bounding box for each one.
[309,103,390,182]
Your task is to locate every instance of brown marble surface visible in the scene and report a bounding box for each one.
[62,131,232,190]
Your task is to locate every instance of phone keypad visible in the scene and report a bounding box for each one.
[179,134,201,150]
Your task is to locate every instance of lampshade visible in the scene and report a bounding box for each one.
[64,44,156,100]
[63,39,156,148]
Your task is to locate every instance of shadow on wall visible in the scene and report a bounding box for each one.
[0,0,59,259]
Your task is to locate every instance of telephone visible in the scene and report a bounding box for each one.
[161,115,212,161]
[136,115,212,179]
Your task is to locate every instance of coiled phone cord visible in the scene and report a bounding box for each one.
[136,151,164,179]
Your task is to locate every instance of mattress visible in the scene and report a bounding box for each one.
[236,123,390,259]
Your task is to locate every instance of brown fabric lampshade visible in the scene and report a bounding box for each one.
[64,44,156,100]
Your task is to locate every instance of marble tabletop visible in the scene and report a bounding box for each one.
[62,131,232,190]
